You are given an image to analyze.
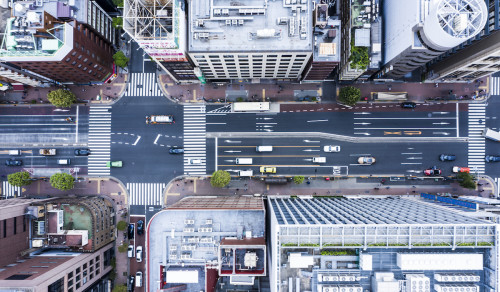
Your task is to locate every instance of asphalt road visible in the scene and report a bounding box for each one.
[206,102,468,138]
[206,137,468,177]
[484,94,500,178]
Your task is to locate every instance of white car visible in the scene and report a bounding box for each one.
[323,145,341,152]
[136,246,143,262]
[189,159,202,165]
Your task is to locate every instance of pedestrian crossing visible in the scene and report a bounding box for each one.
[127,183,166,206]
[490,77,500,95]
[88,106,112,176]
[1,181,21,199]
[207,104,231,113]
[183,105,207,175]
[467,103,486,174]
[124,73,163,96]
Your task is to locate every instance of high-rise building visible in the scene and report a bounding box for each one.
[426,0,500,82]
[338,0,382,81]
[0,0,116,84]
[380,0,487,80]
[268,196,499,292]
[148,196,266,291]
[123,0,200,84]
[0,196,115,291]
[187,0,312,81]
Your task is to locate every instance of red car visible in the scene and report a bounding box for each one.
[424,167,442,176]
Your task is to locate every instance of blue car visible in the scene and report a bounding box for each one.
[169,147,184,154]
[5,159,22,166]
[485,155,500,163]
[137,220,144,235]
[127,224,134,239]
[74,149,91,156]
[439,154,456,161]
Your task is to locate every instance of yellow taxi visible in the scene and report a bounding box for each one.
[260,166,276,174]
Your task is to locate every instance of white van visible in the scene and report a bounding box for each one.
[236,158,253,165]
[8,150,21,156]
[256,146,273,152]
[312,157,326,164]
[135,271,143,287]
[239,170,253,177]
[57,159,70,165]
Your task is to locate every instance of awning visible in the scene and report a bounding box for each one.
[12,84,24,91]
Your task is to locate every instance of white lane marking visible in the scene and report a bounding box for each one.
[132,136,141,146]
[153,134,161,145]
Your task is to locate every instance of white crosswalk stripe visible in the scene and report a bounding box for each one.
[1,181,21,199]
[490,77,500,95]
[88,106,111,176]
[184,105,207,175]
[127,183,166,206]
[207,104,231,113]
[124,73,163,96]
[468,104,486,174]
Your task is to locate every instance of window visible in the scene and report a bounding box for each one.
[77,55,83,60]
[65,57,71,62]
[48,277,64,292]
[71,61,76,65]
[77,64,82,68]
[68,272,73,279]
[13,217,16,235]
[82,67,87,71]
[83,58,88,63]
[76,267,81,274]
[71,51,77,56]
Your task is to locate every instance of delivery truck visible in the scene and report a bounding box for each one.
[40,149,56,155]
[145,115,174,124]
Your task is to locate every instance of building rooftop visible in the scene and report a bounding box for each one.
[168,195,264,210]
[312,3,340,63]
[188,0,312,52]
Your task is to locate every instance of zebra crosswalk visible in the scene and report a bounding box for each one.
[467,103,486,174]
[1,181,21,199]
[127,183,166,206]
[124,73,163,96]
[490,77,500,95]
[183,105,207,175]
[88,106,112,176]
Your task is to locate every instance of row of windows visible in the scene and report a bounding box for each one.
[205,73,299,78]
[196,54,308,58]
[0,216,26,238]
[67,255,101,291]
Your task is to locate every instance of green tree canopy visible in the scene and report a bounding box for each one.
[8,171,33,187]
[117,221,127,231]
[112,285,127,292]
[293,176,305,184]
[456,172,476,189]
[50,173,75,191]
[112,17,123,28]
[113,51,129,68]
[112,0,124,7]
[47,89,77,108]
[210,170,231,188]
[338,86,361,106]
[349,38,369,70]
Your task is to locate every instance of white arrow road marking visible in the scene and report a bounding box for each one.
[354,122,371,125]
[307,119,329,123]
[224,150,242,153]
[303,149,320,152]
[303,140,321,143]
[132,136,141,146]
[354,132,371,135]
[224,140,241,143]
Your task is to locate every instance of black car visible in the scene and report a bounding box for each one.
[401,101,417,109]
[5,159,22,166]
[439,154,456,161]
[485,155,500,163]
[137,220,144,235]
[127,224,134,239]
[74,149,91,156]
[169,147,184,154]
[128,275,135,291]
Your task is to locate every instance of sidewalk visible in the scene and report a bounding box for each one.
[0,73,128,105]
[164,175,497,206]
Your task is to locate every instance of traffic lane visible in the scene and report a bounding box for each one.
[207,112,276,132]
[484,139,500,177]
[280,101,464,113]
[128,217,146,292]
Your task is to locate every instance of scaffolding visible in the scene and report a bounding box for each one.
[123,0,174,41]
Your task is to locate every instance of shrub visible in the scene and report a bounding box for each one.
[117,243,128,253]
[293,176,305,184]
[210,170,231,188]
[117,221,127,231]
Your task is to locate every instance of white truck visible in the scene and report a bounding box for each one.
[145,115,174,124]
[313,157,326,164]
[483,128,500,141]
[40,149,56,155]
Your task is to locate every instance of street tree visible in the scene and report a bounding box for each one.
[338,86,361,106]
[210,170,231,188]
[112,0,124,7]
[47,89,77,108]
[456,172,476,189]
[50,173,75,191]
[113,51,129,68]
[112,285,127,292]
[8,171,33,187]
[293,176,305,184]
[117,221,127,231]
[112,17,123,28]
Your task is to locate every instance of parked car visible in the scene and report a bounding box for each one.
[260,166,276,174]
[106,161,123,167]
[358,157,376,165]
[127,224,134,239]
[424,166,442,176]
[439,154,456,161]
[169,147,184,154]
[135,271,143,287]
[127,245,134,258]
[5,159,22,166]
[128,275,135,289]
[136,246,143,262]
[401,101,417,109]
[137,220,144,235]
[452,166,470,173]
[323,145,341,152]
[485,155,500,162]
[74,149,90,156]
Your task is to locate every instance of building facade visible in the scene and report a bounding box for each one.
[380,0,487,80]
[187,0,312,81]
[426,0,500,82]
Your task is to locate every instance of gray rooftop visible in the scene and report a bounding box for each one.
[188,0,313,52]
[313,17,340,62]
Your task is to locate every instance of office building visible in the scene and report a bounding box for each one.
[187,0,312,81]
[338,0,382,81]
[380,0,487,80]
[302,3,340,81]
[268,196,499,292]
[0,196,115,291]
[123,0,200,83]
[0,0,116,84]
[148,196,266,291]
[426,0,500,82]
